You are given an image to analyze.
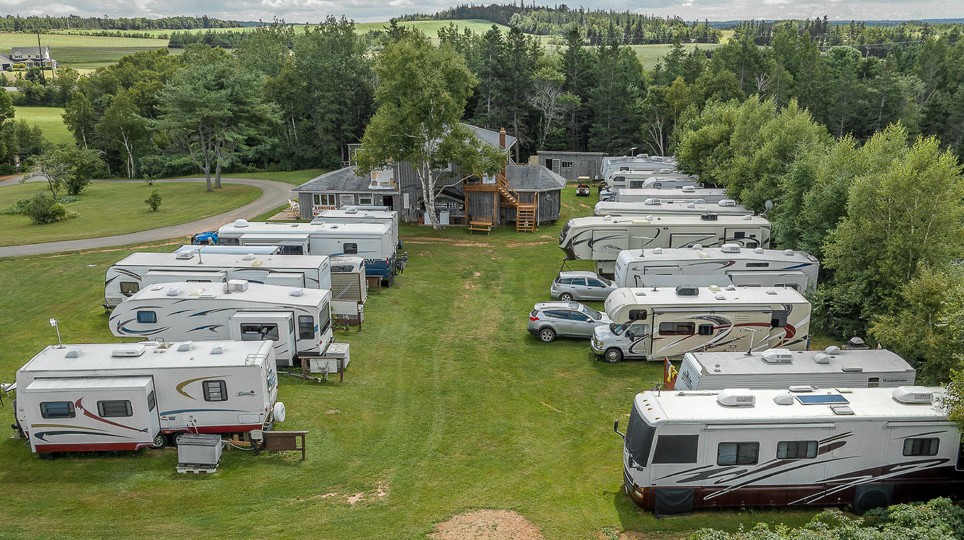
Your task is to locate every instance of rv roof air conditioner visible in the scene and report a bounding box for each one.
[892,386,934,404]
[644,198,661,205]
[289,288,304,297]
[720,243,741,253]
[227,280,249,293]
[681,186,696,193]
[717,389,755,407]
[112,344,146,357]
[233,219,249,228]
[754,247,765,254]
[175,250,196,260]
[65,348,81,358]
[652,247,663,254]
[773,392,794,405]
[762,349,793,364]
[675,285,700,296]
[700,214,718,221]
[783,249,795,256]
[813,353,832,364]
[718,199,736,207]
[166,287,182,297]
[177,342,193,352]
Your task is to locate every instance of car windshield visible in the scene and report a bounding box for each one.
[611,322,629,335]
[598,276,613,286]
[580,305,602,320]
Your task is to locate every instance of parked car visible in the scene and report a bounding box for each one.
[550,271,617,301]
[528,301,612,343]
[575,183,591,196]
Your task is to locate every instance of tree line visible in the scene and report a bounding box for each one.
[0,15,244,32]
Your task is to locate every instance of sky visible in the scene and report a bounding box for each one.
[0,1,963,24]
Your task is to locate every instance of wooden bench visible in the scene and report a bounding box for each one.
[468,220,493,234]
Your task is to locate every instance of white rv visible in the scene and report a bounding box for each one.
[109,280,333,367]
[595,200,752,218]
[673,347,916,390]
[617,187,729,204]
[600,156,677,180]
[613,245,820,292]
[559,214,772,276]
[216,220,399,284]
[329,255,368,325]
[14,340,283,454]
[615,386,963,514]
[174,244,282,256]
[593,285,810,362]
[311,208,400,249]
[103,251,332,309]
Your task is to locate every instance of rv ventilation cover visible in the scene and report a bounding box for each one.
[652,247,663,254]
[686,203,696,208]
[112,344,146,357]
[166,287,182,297]
[754,247,765,254]
[233,219,249,228]
[824,346,842,355]
[691,244,703,250]
[289,288,304,297]
[210,346,223,355]
[717,389,755,407]
[892,386,934,404]
[675,285,699,296]
[64,348,81,358]
[227,280,249,293]
[773,392,794,405]
[762,349,793,364]
[720,243,741,253]
[177,342,193,352]
[644,198,661,205]
[700,214,719,221]
[175,250,196,260]
[813,353,832,365]
[718,199,737,207]
[742,215,753,220]
[783,249,795,256]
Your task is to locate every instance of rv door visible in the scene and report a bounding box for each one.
[229,312,296,366]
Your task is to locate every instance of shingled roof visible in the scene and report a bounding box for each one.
[506,163,566,192]
[293,167,369,193]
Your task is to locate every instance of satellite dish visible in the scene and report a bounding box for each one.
[764,200,774,210]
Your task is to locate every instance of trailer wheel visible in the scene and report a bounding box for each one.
[151,433,166,449]
[538,328,556,343]
[604,348,623,363]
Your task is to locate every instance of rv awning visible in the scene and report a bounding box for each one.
[241,233,310,244]
[25,376,154,392]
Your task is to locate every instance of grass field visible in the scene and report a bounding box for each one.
[0,188,821,539]
[0,181,259,246]
[13,106,72,144]
[0,33,170,69]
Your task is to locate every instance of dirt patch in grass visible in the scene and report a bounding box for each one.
[431,509,543,540]
[505,241,551,248]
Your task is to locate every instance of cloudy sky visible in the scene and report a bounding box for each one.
[0,1,962,24]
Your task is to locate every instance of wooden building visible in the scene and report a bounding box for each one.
[536,150,607,181]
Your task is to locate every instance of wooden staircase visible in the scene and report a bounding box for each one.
[496,173,536,232]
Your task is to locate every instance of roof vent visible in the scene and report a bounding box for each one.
[603,215,613,221]
[742,215,753,220]
[717,389,756,407]
[112,344,146,357]
[715,294,726,300]
[788,385,816,392]
[720,243,741,253]
[177,342,193,352]
[644,198,661,205]
[762,348,793,364]
[289,288,304,297]
[725,284,736,291]
[64,348,81,358]
[892,386,934,404]
[686,203,696,208]
[841,366,863,373]
[773,392,794,405]
[700,214,718,221]
[675,285,699,296]
[233,219,249,228]
[813,353,832,364]
[227,280,249,293]
[783,249,795,256]
[210,346,223,355]
[242,254,256,261]
[766,289,778,295]
[691,244,703,250]
[652,247,663,254]
[175,250,196,260]
[754,247,765,254]
[824,346,841,356]
[718,199,736,207]
[166,287,182,297]
[681,186,696,193]
[830,405,855,415]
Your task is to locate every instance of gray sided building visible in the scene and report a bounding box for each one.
[536,151,606,181]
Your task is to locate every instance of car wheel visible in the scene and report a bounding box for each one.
[539,328,556,343]
[559,293,573,301]
[604,348,623,363]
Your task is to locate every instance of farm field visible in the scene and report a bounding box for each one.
[13,106,71,144]
[0,188,820,539]
[0,32,170,69]
[0,181,259,246]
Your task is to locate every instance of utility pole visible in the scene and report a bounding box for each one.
[37,32,46,84]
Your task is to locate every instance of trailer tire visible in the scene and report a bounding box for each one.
[853,484,893,515]
[538,328,556,343]
[151,433,166,449]
[604,348,623,363]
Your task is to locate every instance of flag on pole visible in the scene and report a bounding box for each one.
[663,357,678,390]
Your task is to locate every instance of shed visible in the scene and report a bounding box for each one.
[537,151,606,181]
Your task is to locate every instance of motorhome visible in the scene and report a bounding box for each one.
[559,214,772,276]
[673,347,916,390]
[595,200,752,218]
[311,208,400,250]
[601,172,700,199]
[109,280,334,367]
[613,245,820,292]
[617,187,729,204]
[14,340,283,454]
[216,219,399,285]
[592,285,810,362]
[616,386,963,514]
[103,251,332,309]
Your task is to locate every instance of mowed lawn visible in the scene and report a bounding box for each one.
[13,106,72,145]
[0,189,818,539]
[0,181,259,246]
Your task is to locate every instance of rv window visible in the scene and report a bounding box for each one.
[717,442,759,465]
[625,408,656,467]
[659,322,695,336]
[40,401,75,419]
[777,440,817,459]
[120,282,140,296]
[771,309,789,328]
[279,245,304,255]
[240,323,280,342]
[97,400,133,418]
[868,377,880,388]
[203,380,228,402]
[220,238,240,246]
[698,324,714,336]
[628,310,647,321]
[903,438,939,457]
[733,232,746,239]
[746,262,769,268]
[147,391,156,412]
[137,311,157,324]
[652,435,699,464]
[298,315,315,339]
[343,243,358,255]
[319,302,331,335]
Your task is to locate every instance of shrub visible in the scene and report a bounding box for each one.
[24,191,68,224]
[145,189,162,211]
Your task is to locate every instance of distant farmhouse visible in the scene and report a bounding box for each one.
[293,124,566,231]
[0,46,57,70]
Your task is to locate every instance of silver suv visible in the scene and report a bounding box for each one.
[528,301,612,343]
[551,271,616,301]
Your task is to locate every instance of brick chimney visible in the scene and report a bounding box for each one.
[499,127,507,179]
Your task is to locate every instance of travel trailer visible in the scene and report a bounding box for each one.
[109,280,334,367]
[310,208,400,250]
[673,347,916,390]
[613,245,820,292]
[559,214,772,276]
[103,251,332,309]
[216,219,399,284]
[615,386,963,514]
[174,245,283,256]
[600,172,700,199]
[13,340,283,454]
[595,200,752,218]
[593,285,810,362]
[600,155,677,180]
[617,187,729,204]
[329,255,367,325]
